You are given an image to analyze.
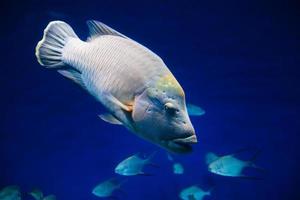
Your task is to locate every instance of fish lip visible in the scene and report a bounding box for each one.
[173,135,198,144]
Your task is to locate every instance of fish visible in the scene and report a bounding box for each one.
[28,188,56,200]
[115,152,156,176]
[28,188,43,200]
[173,162,184,174]
[179,185,211,200]
[92,178,125,198]
[0,185,21,200]
[207,149,263,178]
[35,20,199,153]
[42,195,56,200]
[186,104,205,116]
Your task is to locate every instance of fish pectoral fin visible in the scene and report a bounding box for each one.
[106,94,132,112]
[98,113,123,125]
[187,104,205,116]
[100,93,135,129]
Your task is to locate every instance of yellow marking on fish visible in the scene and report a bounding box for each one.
[156,73,185,96]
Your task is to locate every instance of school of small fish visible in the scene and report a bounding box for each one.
[0,19,264,200]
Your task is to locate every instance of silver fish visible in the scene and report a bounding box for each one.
[173,162,184,174]
[179,185,211,200]
[207,150,262,178]
[0,185,21,200]
[35,20,199,153]
[92,178,125,198]
[115,152,156,176]
[28,188,56,200]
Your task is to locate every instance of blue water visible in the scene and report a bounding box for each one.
[1,0,300,199]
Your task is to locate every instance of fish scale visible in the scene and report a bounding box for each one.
[63,35,168,104]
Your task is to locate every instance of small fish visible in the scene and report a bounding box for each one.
[166,153,174,161]
[0,185,21,200]
[186,104,205,116]
[92,178,125,198]
[42,195,56,200]
[28,188,43,200]
[207,150,262,178]
[28,188,56,200]
[179,185,211,200]
[173,162,184,174]
[115,152,157,176]
[35,20,199,153]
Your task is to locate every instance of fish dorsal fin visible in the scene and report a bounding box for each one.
[205,152,219,164]
[98,113,123,125]
[86,20,128,40]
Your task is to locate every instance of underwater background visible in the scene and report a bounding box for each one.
[1,0,300,199]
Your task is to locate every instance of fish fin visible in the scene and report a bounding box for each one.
[246,149,265,171]
[105,93,133,112]
[35,21,78,68]
[43,195,56,200]
[238,175,264,180]
[187,104,205,116]
[100,93,134,129]
[57,69,86,89]
[139,172,154,176]
[28,188,43,200]
[86,20,128,41]
[188,195,196,200]
[205,152,219,164]
[145,151,157,164]
[148,162,160,168]
[98,113,123,125]
[226,147,254,157]
[166,152,174,161]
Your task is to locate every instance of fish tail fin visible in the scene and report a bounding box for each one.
[35,21,78,68]
[145,150,158,165]
[207,186,215,195]
[246,149,266,172]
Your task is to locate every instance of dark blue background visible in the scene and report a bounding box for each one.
[1,0,300,199]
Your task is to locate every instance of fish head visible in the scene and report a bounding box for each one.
[114,156,139,176]
[208,159,224,175]
[114,162,128,175]
[132,74,197,153]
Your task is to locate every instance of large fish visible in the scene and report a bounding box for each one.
[35,20,200,153]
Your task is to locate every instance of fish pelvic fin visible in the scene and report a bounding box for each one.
[35,21,78,68]
[98,113,123,125]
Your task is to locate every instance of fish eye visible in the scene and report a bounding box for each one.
[164,102,178,115]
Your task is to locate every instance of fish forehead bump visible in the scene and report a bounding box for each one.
[156,73,185,97]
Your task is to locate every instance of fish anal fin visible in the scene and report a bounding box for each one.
[239,175,263,180]
[98,113,123,125]
[57,69,86,89]
[138,172,153,176]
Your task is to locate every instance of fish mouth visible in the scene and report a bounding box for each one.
[173,135,198,144]
[166,135,198,154]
